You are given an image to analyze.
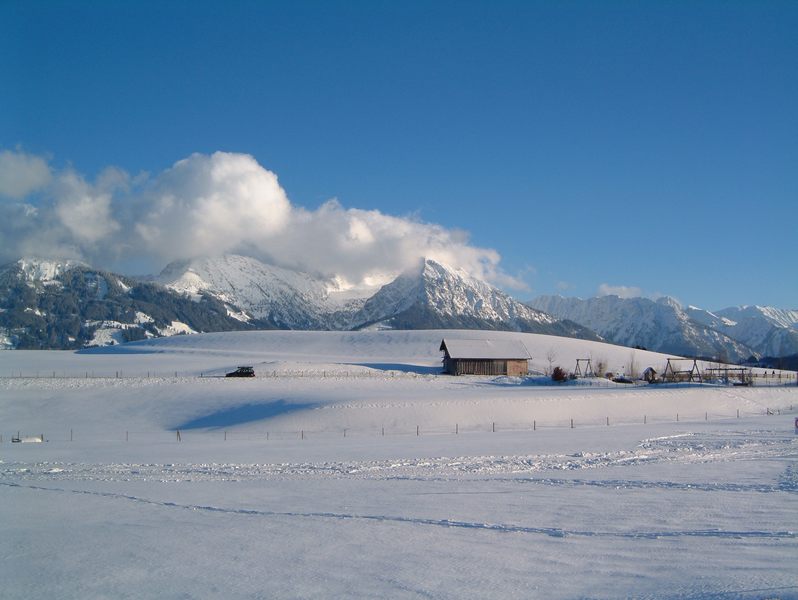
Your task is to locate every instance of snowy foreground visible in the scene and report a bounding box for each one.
[1,330,797,599]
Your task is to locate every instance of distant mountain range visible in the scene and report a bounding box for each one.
[1,255,794,362]
[528,295,798,363]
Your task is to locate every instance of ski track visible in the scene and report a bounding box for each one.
[1,481,794,541]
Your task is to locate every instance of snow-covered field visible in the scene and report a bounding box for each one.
[1,330,797,599]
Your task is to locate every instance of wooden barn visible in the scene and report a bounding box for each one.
[440,338,530,376]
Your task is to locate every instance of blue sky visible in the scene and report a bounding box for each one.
[1,1,796,308]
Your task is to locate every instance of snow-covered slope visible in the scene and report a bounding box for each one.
[2,329,796,600]
[687,304,798,358]
[354,259,600,339]
[156,255,369,329]
[528,294,754,362]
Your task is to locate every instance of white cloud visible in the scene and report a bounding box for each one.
[133,152,292,263]
[53,169,121,244]
[0,150,52,199]
[257,199,519,289]
[0,149,523,290]
[597,283,643,299]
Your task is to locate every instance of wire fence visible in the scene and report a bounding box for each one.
[1,370,796,387]
[4,405,795,445]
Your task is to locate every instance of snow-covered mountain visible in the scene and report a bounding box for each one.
[0,258,257,349]
[352,259,600,338]
[686,305,798,358]
[528,294,755,362]
[155,255,598,338]
[156,255,370,329]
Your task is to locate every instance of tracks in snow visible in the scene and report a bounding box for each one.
[1,481,795,541]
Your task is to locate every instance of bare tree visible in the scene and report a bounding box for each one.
[595,357,607,378]
[546,347,558,376]
[629,351,638,379]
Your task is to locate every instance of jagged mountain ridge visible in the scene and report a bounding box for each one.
[527,294,759,362]
[685,304,798,358]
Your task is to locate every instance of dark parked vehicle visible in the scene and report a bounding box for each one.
[226,366,255,378]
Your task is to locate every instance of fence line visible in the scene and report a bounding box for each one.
[2,370,796,388]
[4,405,794,445]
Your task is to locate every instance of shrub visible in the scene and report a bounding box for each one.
[551,366,568,382]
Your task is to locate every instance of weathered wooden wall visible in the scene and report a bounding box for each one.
[444,359,528,376]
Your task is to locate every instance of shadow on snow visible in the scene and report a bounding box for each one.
[351,362,443,375]
[173,400,318,430]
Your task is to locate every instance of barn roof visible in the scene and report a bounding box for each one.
[440,338,530,360]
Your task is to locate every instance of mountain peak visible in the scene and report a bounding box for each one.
[655,296,682,310]
[416,257,482,285]
[14,257,88,282]
[349,255,600,339]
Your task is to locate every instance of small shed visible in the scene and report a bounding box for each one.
[642,367,657,383]
[440,338,530,376]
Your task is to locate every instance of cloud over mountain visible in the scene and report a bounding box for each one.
[0,149,52,199]
[597,283,643,299]
[0,149,521,290]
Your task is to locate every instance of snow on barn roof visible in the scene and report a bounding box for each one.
[440,338,530,360]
